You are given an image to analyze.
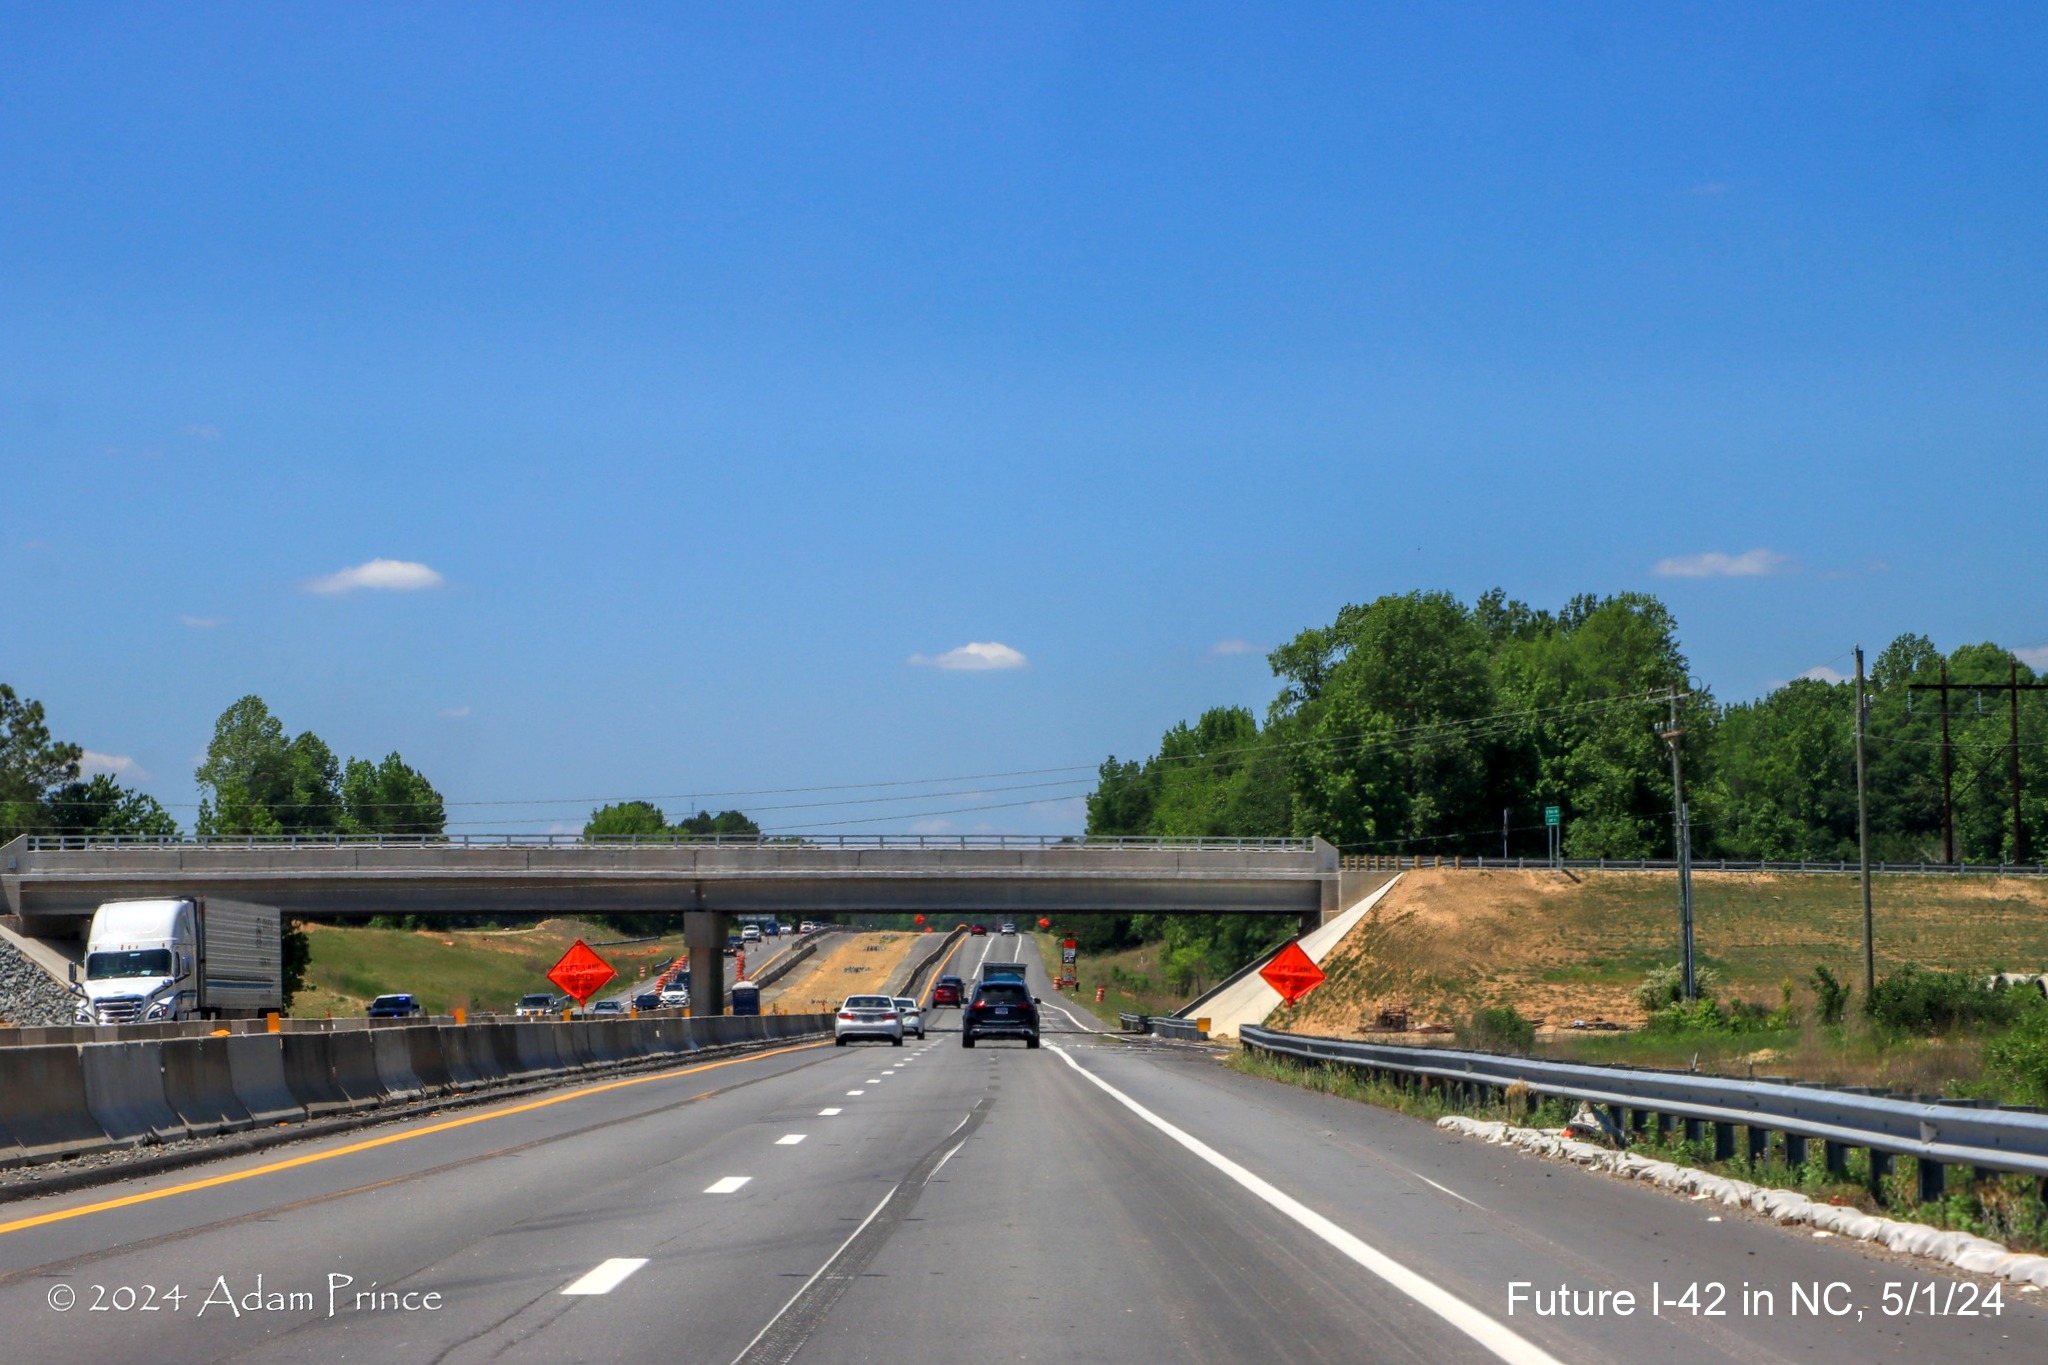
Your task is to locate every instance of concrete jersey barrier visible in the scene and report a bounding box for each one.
[225,1034,306,1126]
[80,1040,188,1147]
[160,1036,256,1137]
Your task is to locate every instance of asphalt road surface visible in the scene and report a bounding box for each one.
[1,932,2042,1363]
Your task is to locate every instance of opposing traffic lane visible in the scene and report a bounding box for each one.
[0,1033,990,1362]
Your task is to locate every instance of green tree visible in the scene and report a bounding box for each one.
[38,774,180,839]
[342,753,447,836]
[584,801,670,839]
[675,809,760,838]
[0,684,83,840]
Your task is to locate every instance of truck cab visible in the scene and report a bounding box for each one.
[75,899,199,1024]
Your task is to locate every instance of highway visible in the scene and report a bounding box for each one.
[0,935,2042,1362]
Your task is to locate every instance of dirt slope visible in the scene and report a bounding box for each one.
[1278,869,2048,1036]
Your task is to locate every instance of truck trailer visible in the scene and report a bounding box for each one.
[72,897,285,1024]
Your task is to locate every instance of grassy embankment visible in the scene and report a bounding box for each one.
[295,919,686,1017]
[1279,868,2048,1088]
[1032,931,1191,1027]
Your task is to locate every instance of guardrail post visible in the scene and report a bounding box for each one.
[1713,1121,1736,1161]
[1746,1126,1771,1164]
[1785,1132,1808,1167]
[1867,1149,1894,1197]
[1917,1158,1946,1203]
[1823,1140,1849,1175]
[1682,1116,1704,1145]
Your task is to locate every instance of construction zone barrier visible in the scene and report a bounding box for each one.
[0,1013,834,1174]
[81,1041,187,1147]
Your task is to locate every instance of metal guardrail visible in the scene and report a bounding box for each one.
[23,833,1314,852]
[1339,854,2048,876]
[1117,1012,1149,1032]
[1241,1025,2048,1202]
[1148,1016,1210,1042]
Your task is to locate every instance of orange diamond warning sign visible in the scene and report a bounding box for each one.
[1259,942,1325,1006]
[546,939,617,1005]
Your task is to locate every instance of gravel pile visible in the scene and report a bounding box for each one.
[0,937,80,1026]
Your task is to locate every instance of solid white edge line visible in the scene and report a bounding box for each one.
[1046,1043,1562,1365]
[728,1187,896,1365]
[561,1257,650,1295]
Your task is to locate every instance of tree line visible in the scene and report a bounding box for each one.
[1080,589,2048,985]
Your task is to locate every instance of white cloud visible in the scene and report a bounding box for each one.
[1652,548,1791,579]
[438,705,472,718]
[2017,646,2048,670]
[1799,666,1848,684]
[1210,639,1256,656]
[907,641,1029,671]
[80,750,147,781]
[304,558,446,595]
[179,614,225,628]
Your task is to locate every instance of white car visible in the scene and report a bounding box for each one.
[835,994,905,1046]
[999,922,1017,935]
[741,923,762,943]
[893,997,926,1039]
[658,983,690,1010]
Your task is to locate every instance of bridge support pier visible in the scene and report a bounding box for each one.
[686,911,728,1018]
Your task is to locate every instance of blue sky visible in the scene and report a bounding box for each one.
[3,5,2044,836]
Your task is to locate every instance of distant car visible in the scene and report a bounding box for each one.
[742,923,762,942]
[632,991,661,1012]
[586,999,627,1017]
[835,994,905,1046]
[724,935,743,955]
[514,993,557,1019]
[931,975,964,1007]
[1000,922,1017,935]
[893,997,926,1039]
[969,924,988,936]
[761,921,780,937]
[962,979,1040,1049]
[800,921,817,934]
[659,982,691,1009]
[367,993,423,1019]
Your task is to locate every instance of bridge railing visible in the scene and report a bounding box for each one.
[1339,853,2048,877]
[19,833,1316,853]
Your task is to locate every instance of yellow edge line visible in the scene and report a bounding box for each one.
[0,1039,830,1238]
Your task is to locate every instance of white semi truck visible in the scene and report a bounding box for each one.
[71,897,285,1024]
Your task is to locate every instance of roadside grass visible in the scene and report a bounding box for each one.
[1034,933,1189,1027]
[1232,1045,2048,1254]
[1538,1014,1993,1097]
[299,919,686,1017]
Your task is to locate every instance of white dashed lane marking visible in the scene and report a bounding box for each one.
[561,1258,649,1295]
[819,1108,842,1116]
[705,1176,752,1195]
[846,1090,865,1096]
[776,1134,807,1145]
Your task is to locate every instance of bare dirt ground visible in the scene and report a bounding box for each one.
[763,930,922,1010]
[1278,868,2048,1037]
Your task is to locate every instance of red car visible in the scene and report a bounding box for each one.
[931,975,964,1007]
[969,924,988,936]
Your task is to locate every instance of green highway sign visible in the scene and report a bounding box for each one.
[1544,805,1561,827]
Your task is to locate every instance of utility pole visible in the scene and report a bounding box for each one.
[1502,808,1510,861]
[1660,687,1697,1003]
[1855,646,1874,1000]
[1910,662,2045,866]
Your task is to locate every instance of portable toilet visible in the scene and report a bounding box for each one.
[730,981,761,1017]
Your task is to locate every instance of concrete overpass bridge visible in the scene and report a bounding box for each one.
[2,833,1337,1015]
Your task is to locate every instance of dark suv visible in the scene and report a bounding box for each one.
[962,979,1039,1049]
[931,975,964,1007]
